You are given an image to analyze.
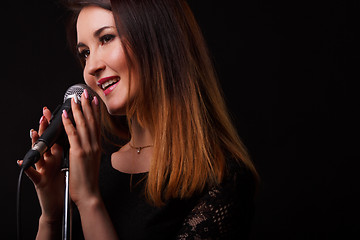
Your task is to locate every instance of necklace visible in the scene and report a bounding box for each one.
[129,142,153,154]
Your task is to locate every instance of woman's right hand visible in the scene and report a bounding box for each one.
[19,107,65,223]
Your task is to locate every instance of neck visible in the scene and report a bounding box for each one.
[130,118,153,147]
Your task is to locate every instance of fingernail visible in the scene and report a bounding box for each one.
[83,89,89,99]
[30,129,34,139]
[43,106,47,113]
[62,109,68,119]
[39,116,45,124]
[72,96,79,104]
[94,96,99,106]
[17,160,22,166]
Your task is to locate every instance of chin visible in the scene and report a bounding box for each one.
[106,104,127,116]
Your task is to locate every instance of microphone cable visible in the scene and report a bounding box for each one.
[16,166,25,240]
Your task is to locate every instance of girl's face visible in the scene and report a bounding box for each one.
[76,6,138,115]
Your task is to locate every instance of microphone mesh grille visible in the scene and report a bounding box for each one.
[63,84,96,103]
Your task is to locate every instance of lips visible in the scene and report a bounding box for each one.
[97,76,120,96]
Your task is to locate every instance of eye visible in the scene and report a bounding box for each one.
[78,49,90,60]
[100,34,115,45]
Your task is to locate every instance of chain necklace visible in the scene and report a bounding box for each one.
[129,143,153,154]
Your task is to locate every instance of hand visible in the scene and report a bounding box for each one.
[19,107,65,222]
[62,90,101,209]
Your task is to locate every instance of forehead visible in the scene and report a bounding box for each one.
[76,6,115,39]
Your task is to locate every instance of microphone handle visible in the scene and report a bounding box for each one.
[21,98,72,170]
[38,98,72,148]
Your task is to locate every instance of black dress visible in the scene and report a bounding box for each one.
[71,154,256,239]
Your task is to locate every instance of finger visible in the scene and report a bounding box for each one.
[38,114,49,136]
[92,96,100,129]
[33,107,51,144]
[81,90,100,146]
[81,89,94,126]
[62,108,82,151]
[18,160,41,184]
[40,107,54,160]
[43,143,63,173]
[71,97,91,146]
[30,130,46,170]
[43,107,52,123]
[31,129,37,146]
[91,96,101,147]
[49,143,63,160]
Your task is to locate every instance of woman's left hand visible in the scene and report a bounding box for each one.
[62,89,101,209]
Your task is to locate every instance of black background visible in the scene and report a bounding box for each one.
[2,0,359,239]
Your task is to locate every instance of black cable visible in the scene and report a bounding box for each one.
[17,167,25,240]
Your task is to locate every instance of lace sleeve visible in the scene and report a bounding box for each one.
[176,167,255,240]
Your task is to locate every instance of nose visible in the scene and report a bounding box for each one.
[85,52,106,77]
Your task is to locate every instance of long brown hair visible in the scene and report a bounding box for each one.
[67,0,259,206]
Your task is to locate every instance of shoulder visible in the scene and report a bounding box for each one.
[176,159,256,239]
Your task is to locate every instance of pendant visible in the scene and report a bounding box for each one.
[129,143,153,154]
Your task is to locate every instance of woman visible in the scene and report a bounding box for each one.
[21,0,259,239]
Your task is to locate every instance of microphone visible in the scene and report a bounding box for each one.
[21,84,96,170]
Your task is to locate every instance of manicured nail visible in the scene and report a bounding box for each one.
[17,160,22,166]
[83,89,89,99]
[72,96,79,104]
[30,129,34,139]
[43,106,47,113]
[62,109,68,119]
[39,115,45,124]
[94,96,99,106]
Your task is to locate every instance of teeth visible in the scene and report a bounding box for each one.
[101,79,118,90]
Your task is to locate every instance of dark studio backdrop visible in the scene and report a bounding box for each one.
[2,0,359,239]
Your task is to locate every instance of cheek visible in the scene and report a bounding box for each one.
[83,73,97,91]
[107,44,128,74]
[109,45,140,96]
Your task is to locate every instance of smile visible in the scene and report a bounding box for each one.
[97,76,120,96]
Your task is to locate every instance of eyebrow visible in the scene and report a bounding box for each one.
[76,26,116,50]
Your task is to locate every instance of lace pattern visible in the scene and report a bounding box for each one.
[176,187,236,240]
[175,162,255,240]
